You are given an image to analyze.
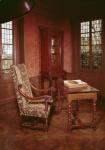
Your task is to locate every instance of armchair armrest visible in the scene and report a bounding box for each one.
[17,85,53,104]
[30,82,53,96]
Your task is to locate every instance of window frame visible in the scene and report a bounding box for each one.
[80,18,103,71]
[1,21,14,73]
[0,21,18,78]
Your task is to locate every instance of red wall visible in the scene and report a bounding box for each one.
[22,3,105,96]
[23,9,72,76]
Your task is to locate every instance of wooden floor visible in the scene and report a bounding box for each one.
[0,96,105,150]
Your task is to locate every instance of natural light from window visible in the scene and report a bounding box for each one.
[80,19,103,69]
[1,21,13,73]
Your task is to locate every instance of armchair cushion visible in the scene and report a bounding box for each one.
[23,103,51,118]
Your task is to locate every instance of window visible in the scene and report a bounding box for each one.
[80,19,103,69]
[0,21,13,74]
[51,36,60,64]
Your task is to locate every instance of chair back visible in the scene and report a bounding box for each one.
[11,64,33,115]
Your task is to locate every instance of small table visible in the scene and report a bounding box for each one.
[64,85,99,131]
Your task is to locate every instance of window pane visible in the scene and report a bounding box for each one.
[2,29,12,44]
[91,19,102,69]
[2,59,13,71]
[1,21,12,29]
[92,32,101,45]
[92,45,102,68]
[1,21,13,73]
[80,46,90,68]
[92,20,102,32]
[2,44,12,59]
[80,19,102,69]
[81,21,89,33]
[92,45,102,52]
[81,33,89,45]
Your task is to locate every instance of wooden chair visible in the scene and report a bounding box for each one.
[30,71,52,90]
[56,75,67,111]
[10,64,53,131]
[48,73,66,112]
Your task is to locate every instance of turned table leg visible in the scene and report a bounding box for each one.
[67,103,72,131]
[92,98,97,129]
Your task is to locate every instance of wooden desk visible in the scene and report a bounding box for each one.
[64,86,99,131]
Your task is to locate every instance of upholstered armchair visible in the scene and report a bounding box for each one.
[10,64,53,131]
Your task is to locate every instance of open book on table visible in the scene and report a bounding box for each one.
[64,79,88,90]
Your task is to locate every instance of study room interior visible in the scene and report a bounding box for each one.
[0,0,105,149]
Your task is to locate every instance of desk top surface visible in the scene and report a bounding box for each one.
[64,85,99,94]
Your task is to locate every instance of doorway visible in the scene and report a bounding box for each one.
[39,27,64,77]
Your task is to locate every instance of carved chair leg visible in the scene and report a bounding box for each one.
[20,116,34,128]
[45,118,48,131]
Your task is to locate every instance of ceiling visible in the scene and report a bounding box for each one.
[40,0,105,18]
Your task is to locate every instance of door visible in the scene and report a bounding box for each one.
[39,28,63,77]
[49,30,63,77]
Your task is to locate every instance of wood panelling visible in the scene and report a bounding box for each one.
[23,7,72,77]
[0,0,104,102]
[23,8,105,96]
[0,78,15,103]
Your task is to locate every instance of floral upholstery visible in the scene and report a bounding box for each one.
[11,64,52,119]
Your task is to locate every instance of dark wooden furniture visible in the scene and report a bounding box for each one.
[65,85,99,131]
